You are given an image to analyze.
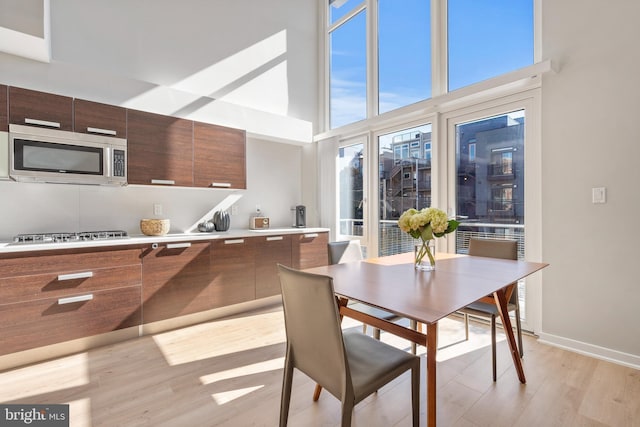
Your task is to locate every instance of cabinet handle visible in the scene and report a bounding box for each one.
[58,271,94,281]
[151,179,176,185]
[211,182,232,188]
[266,236,284,241]
[303,233,319,238]
[167,242,192,249]
[25,118,61,128]
[58,294,94,305]
[224,239,244,245]
[87,126,117,136]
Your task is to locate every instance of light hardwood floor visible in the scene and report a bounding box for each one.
[0,304,638,427]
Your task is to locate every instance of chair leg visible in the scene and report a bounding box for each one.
[362,324,367,335]
[515,306,524,358]
[313,384,323,401]
[340,400,354,427]
[280,356,294,427]
[491,314,497,382]
[464,313,470,341]
[410,320,417,354]
[411,362,420,427]
[373,327,381,340]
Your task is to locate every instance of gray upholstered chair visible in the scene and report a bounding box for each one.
[328,240,419,353]
[277,264,420,427]
[459,238,523,381]
[328,241,397,338]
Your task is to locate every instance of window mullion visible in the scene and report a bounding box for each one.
[432,0,447,97]
[367,0,378,120]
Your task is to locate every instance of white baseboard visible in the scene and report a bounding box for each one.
[537,332,640,370]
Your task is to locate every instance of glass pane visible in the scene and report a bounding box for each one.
[329,0,364,25]
[448,0,534,91]
[378,0,431,114]
[338,143,364,237]
[330,10,367,129]
[454,111,526,315]
[378,124,432,256]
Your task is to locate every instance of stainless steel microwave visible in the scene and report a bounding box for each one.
[9,124,127,186]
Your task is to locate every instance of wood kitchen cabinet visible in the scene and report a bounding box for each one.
[8,86,73,131]
[0,85,7,131]
[141,241,212,323]
[291,232,329,269]
[0,246,142,356]
[194,121,247,189]
[74,98,127,138]
[127,109,194,186]
[209,237,256,306]
[255,234,292,298]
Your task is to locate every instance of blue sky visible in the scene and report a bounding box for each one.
[330,0,534,128]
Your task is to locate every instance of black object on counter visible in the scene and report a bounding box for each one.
[213,210,230,231]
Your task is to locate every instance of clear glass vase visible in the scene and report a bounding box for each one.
[414,239,436,271]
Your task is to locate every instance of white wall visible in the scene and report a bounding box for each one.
[0,1,316,238]
[540,1,640,365]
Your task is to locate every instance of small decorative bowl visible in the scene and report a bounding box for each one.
[140,219,170,236]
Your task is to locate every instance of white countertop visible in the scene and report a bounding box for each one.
[0,227,329,254]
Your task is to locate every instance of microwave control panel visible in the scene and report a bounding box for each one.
[113,149,126,177]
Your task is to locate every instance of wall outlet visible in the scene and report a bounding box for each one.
[153,203,163,216]
[231,205,239,215]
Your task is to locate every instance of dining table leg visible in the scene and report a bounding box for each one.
[493,287,526,383]
[426,322,438,427]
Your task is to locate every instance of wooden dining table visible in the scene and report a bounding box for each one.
[303,251,548,427]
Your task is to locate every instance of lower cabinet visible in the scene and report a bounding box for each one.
[0,246,142,356]
[292,232,329,269]
[209,238,257,307]
[141,241,212,323]
[255,234,293,299]
[0,231,329,359]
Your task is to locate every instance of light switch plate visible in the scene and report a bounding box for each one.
[592,187,606,204]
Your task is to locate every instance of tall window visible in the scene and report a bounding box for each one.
[448,0,534,91]
[378,0,431,114]
[454,110,525,252]
[338,141,365,237]
[326,0,534,130]
[329,1,367,129]
[378,124,432,256]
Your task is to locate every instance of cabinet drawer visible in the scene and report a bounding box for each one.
[0,264,141,304]
[0,247,142,279]
[0,285,142,355]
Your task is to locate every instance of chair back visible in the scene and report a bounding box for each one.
[328,240,363,265]
[277,264,351,399]
[468,238,519,303]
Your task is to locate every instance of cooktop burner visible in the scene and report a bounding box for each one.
[13,230,129,244]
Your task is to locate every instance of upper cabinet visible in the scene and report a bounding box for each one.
[8,86,73,131]
[74,99,127,138]
[0,85,7,131]
[127,109,194,187]
[194,122,247,189]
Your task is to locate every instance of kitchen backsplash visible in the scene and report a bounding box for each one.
[0,137,306,240]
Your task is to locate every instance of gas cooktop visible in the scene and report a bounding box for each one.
[12,230,129,245]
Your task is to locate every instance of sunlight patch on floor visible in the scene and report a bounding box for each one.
[212,385,264,405]
[200,357,284,385]
[152,309,286,366]
[0,353,89,401]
